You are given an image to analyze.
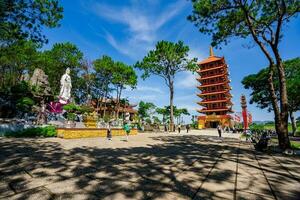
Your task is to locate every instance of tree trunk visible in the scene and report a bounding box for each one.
[289,111,297,136]
[241,6,290,149]
[169,84,174,132]
[273,49,290,149]
[103,87,109,118]
[116,86,122,119]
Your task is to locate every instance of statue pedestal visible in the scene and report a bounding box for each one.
[65,120,76,128]
[83,115,97,128]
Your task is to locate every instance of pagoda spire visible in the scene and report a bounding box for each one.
[209,46,214,57]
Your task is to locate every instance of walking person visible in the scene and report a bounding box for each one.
[107,121,112,141]
[186,124,190,133]
[217,124,222,137]
[123,122,131,141]
[178,124,181,133]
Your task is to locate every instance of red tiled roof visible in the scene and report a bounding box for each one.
[198,56,223,65]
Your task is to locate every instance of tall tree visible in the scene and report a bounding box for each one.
[0,0,63,46]
[40,42,83,95]
[188,0,300,149]
[0,40,40,90]
[138,101,156,122]
[175,108,190,124]
[73,59,95,104]
[135,40,197,131]
[156,106,190,125]
[112,62,137,119]
[242,57,300,135]
[93,55,116,116]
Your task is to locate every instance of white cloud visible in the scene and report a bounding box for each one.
[127,95,157,102]
[136,86,164,94]
[90,0,188,59]
[176,71,199,89]
[125,85,164,94]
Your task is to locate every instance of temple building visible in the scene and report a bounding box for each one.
[91,98,137,120]
[197,47,233,129]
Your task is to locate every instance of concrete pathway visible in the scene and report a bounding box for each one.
[0,130,299,200]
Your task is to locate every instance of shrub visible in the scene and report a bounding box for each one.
[79,105,94,114]
[67,113,76,121]
[6,126,57,137]
[16,97,35,113]
[63,103,80,112]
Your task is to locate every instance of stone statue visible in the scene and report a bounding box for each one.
[30,68,51,124]
[30,68,51,96]
[59,68,72,104]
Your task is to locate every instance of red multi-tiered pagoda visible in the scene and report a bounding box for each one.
[197,47,233,129]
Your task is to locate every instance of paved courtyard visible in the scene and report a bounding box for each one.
[0,130,299,200]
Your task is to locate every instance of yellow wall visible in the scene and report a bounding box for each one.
[197,116,232,129]
[57,128,138,139]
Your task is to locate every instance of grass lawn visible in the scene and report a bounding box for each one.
[271,138,300,150]
[291,141,300,149]
[264,124,300,132]
[263,124,300,136]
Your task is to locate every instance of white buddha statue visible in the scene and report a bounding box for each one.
[59,68,72,104]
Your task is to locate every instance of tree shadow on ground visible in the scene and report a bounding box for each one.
[0,135,299,200]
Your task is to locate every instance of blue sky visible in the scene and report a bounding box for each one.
[43,0,300,122]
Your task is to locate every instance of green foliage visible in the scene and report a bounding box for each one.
[103,115,111,123]
[135,40,197,80]
[242,58,300,113]
[191,121,198,129]
[112,62,137,90]
[156,106,190,124]
[188,0,299,149]
[93,55,116,98]
[6,126,57,137]
[0,41,41,90]
[40,42,83,95]
[63,103,80,113]
[16,97,34,113]
[152,116,161,124]
[138,101,156,121]
[1,0,63,46]
[66,113,76,121]
[135,40,197,128]
[188,0,300,47]
[249,123,265,131]
[79,105,94,114]
[145,118,152,124]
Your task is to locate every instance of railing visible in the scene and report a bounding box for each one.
[198,89,229,95]
[197,73,228,80]
[197,65,226,73]
[200,69,227,78]
[199,80,228,87]
[200,107,230,111]
[200,98,228,103]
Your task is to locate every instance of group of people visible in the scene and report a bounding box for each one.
[106,121,131,142]
[163,124,191,133]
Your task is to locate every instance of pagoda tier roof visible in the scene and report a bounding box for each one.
[197,72,228,81]
[197,89,230,96]
[198,85,231,92]
[198,56,223,65]
[198,47,224,65]
[197,65,226,73]
[197,80,230,89]
[197,107,233,113]
[197,98,232,105]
